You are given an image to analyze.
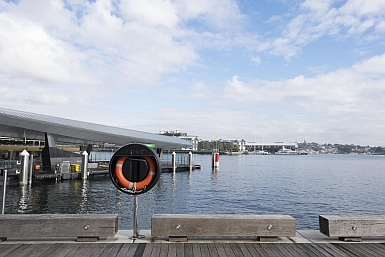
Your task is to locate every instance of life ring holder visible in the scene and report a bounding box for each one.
[114,156,157,191]
[109,143,161,195]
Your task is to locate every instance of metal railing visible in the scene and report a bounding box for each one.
[0,159,20,169]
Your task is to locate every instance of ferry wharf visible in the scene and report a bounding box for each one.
[1,230,385,257]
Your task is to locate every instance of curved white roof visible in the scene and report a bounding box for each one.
[0,107,191,149]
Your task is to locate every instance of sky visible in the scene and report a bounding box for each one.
[1,0,385,146]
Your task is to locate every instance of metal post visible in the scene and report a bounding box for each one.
[189,151,193,171]
[19,150,30,186]
[81,151,88,180]
[172,151,176,173]
[1,169,7,214]
[131,195,144,239]
[29,154,34,185]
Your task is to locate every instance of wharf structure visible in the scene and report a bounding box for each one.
[0,107,192,180]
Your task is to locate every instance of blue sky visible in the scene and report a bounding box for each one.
[1,0,385,146]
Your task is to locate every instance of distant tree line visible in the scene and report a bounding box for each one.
[298,142,384,155]
[198,141,239,152]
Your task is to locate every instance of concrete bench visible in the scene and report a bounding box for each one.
[0,214,118,242]
[319,215,385,242]
[151,214,296,242]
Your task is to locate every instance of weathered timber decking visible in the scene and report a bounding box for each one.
[1,243,384,257]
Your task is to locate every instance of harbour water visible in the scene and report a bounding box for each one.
[2,154,384,230]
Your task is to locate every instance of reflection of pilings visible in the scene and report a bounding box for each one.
[1,169,7,214]
[19,186,28,213]
[79,180,88,213]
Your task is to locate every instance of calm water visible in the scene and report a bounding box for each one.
[2,154,384,230]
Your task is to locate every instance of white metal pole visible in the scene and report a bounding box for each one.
[29,154,34,185]
[189,151,193,171]
[81,151,88,180]
[172,151,176,173]
[19,150,30,186]
[1,169,7,214]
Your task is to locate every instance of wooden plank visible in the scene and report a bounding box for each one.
[184,243,193,257]
[243,244,264,257]
[192,243,202,257]
[159,244,169,257]
[235,243,252,257]
[259,244,279,257]
[272,243,297,257]
[114,244,133,257]
[105,244,122,257]
[334,243,370,256]
[301,243,333,257]
[0,244,23,257]
[331,244,360,257]
[315,244,351,257]
[348,244,385,257]
[150,244,161,257]
[98,244,117,257]
[207,243,219,257]
[61,244,84,257]
[132,244,146,257]
[229,244,244,257]
[222,243,236,257]
[81,243,110,257]
[282,244,311,257]
[46,243,75,257]
[2,244,30,257]
[265,244,286,256]
[366,243,385,255]
[28,244,54,257]
[152,214,296,238]
[141,244,154,257]
[176,244,185,257]
[2,243,385,257]
[214,243,228,257]
[199,244,210,257]
[167,244,177,257]
[319,215,385,238]
[0,214,118,239]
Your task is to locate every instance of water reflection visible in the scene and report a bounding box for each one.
[79,180,88,213]
[18,186,28,213]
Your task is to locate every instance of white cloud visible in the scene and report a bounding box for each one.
[224,53,385,106]
[0,13,90,84]
[251,56,261,64]
[119,0,178,28]
[263,0,385,59]
[219,53,385,144]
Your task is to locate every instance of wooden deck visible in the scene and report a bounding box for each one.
[1,243,384,257]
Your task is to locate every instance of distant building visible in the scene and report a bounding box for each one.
[220,139,246,152]
[159,131,198,151]
[245,142,298,153]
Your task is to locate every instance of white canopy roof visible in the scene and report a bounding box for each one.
[0,107,191,149]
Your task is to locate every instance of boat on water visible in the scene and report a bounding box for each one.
[243,149,270,155]
[275,146,298,155]
[249,150,270,155]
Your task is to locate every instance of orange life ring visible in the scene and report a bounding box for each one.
[115,156,157,191]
